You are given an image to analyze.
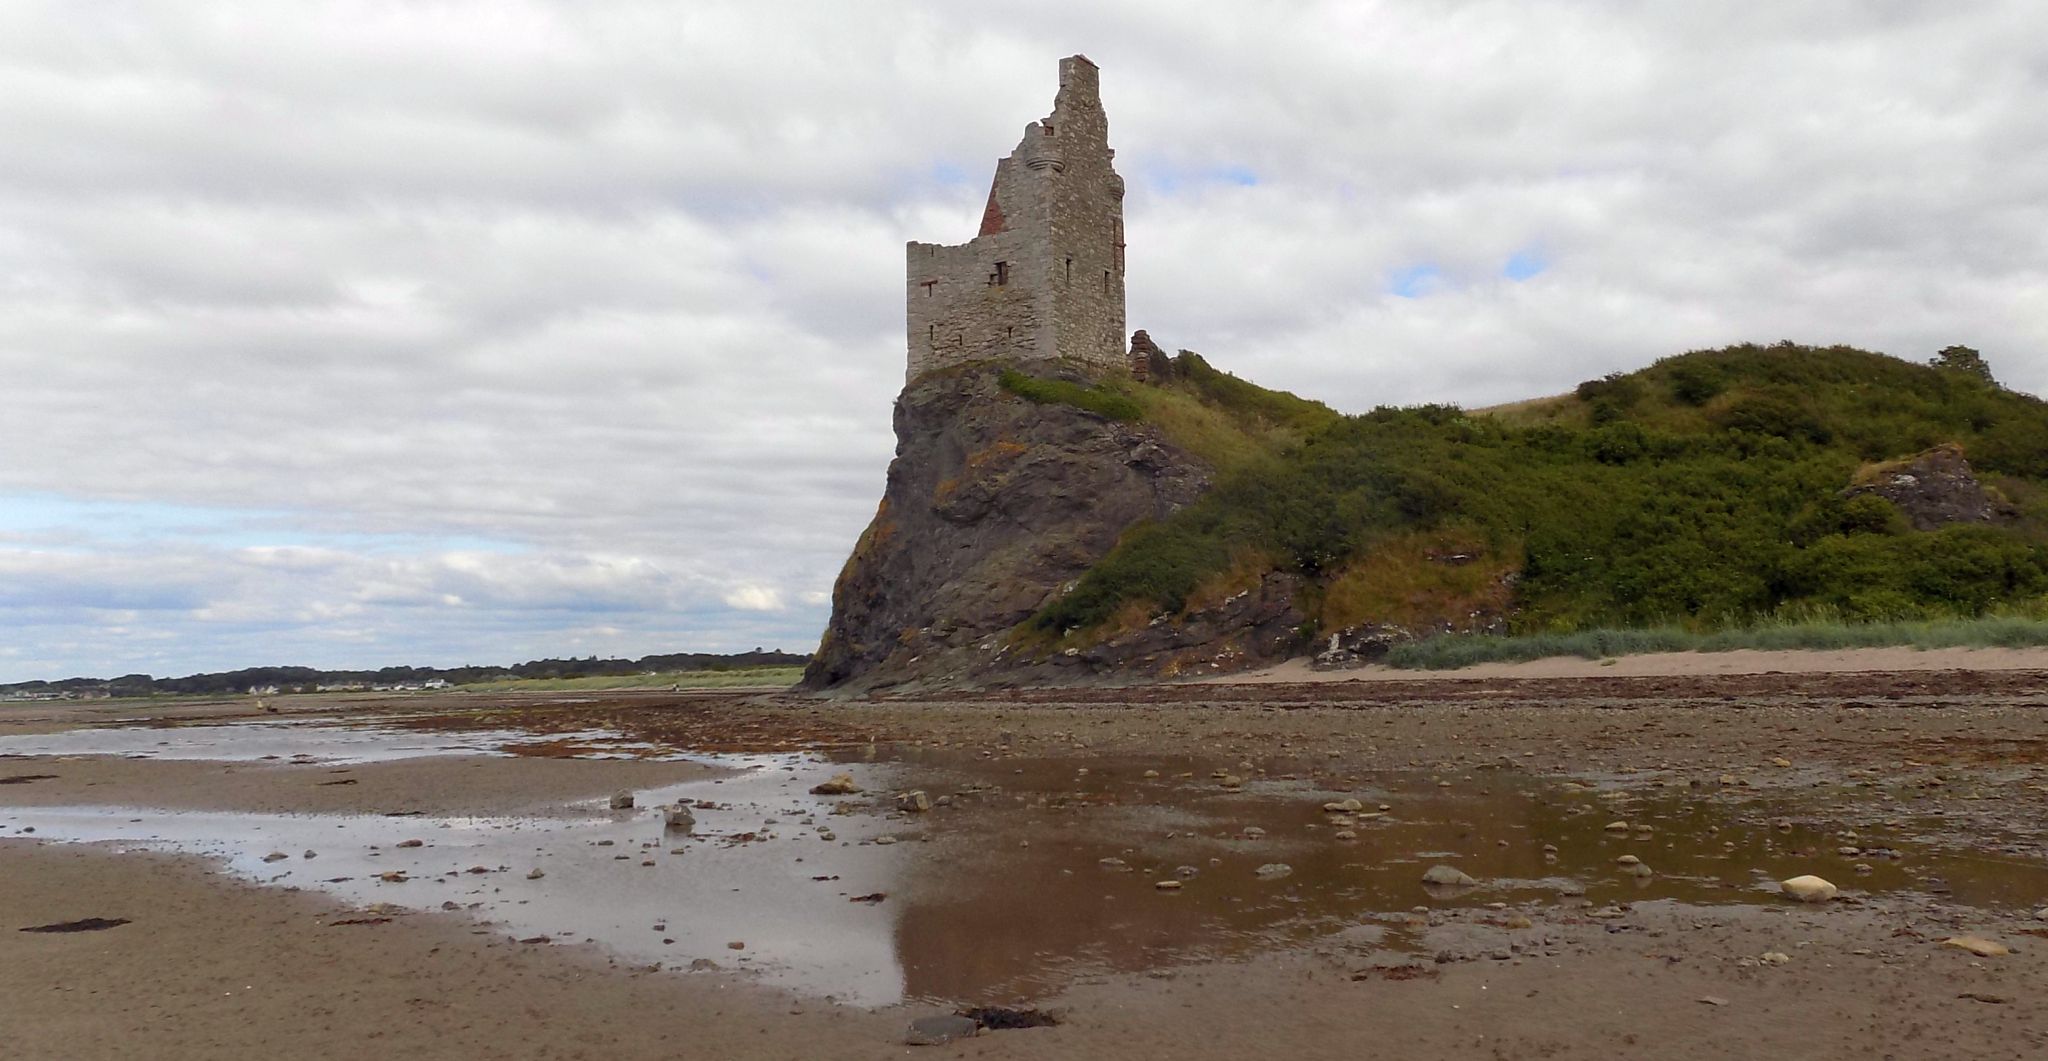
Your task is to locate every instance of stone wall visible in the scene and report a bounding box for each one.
[905,56,1125,382]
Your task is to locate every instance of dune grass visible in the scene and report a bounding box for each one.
[1382,614,2048,670]
[456,666,804,692]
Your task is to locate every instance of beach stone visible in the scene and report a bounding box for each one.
[1771,757,1793,768]
[1422,865,1477,887]
[1624,862,1653,878]
[396,839,423,848]
[905,1014,979,1046]
[1780,874,1838,903]
[1604,820,1629,832]
[1098,857,1132,872]
[1761,951,1791,965]
[526,868,544,880]
[1155,879,1183,891]
[1943,935,2011,957]
[662,804,695,832]
[1220,775,1244,788]
[261,851,288,863]
[1324,798,1364,813]
[1255,863,1294,880]
[896,791,932,813]
[1239,826,1266,840]
[1616,854,1641,865]
[608,791,635,810]
[1334,829,1358,841]
[810,773,860,796]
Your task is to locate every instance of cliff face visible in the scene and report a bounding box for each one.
[803,363,1209,691]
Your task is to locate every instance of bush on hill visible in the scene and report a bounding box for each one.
[1032,342,2048,642]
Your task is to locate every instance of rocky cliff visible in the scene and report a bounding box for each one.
[802,363,1211,691]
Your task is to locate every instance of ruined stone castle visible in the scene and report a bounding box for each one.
[906,56,1127,381]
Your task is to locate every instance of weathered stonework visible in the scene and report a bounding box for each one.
[906,56,1127,382]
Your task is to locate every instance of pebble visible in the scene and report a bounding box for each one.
[1333,829,1357,841]
[1779,874,1838,903]
[810,773,860,796]
[874,836,897,846]
[261,851,289,863]
[896,791,931,813]
[1155,879,1183,891]
[1098,857,1132,872]
[1255,863,1294,880]
[1604,820,1629,832]
[396,839,424,849]
[1771,757,1793,768]
[526,868,544,880]
[1421,865,1477,887]
[1942,935,2010,957]
[609,790,635,810]
[905,1014,979,1046]
[1615,854,1641,866]
[727,940,745,950]
[1760,951,1791,965]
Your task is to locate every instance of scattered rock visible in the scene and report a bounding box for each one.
[1698,996,1729,1007]
[726,940,746,950]
[1421,865,1477,887]
[526,868,545,880]
[1323,798,1364,813]
[1154,880,1182,891]
[1333,829,1357,841]
[1255,863,1294,880]
[1615,854,1641,865]
[1220,775,1244,789]
[1771,757,1793,768]
[608,791,635,810]
[1760,951,1791,966]
[1604,820,1629,832]
[662,804,695,832]
[261,851,289,863]
[19,917,130,934]
[1942,935,2010,957]
[905,1014,980,1046]
[1098,857,1132,872]
[810,773,860,795]
[396,839,423,849]
[1779,875,1838,903]
[896,790,932,813]
[1623,862,1653,878]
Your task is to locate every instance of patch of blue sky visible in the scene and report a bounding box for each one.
[0,493,528,555]
[1139,162,1260,194]
[1503,248,1548,281]
[1388,263,1442,298]
[929,160,974,185]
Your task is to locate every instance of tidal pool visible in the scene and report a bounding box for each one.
[7,722,2046,1007]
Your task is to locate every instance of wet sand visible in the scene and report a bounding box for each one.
[5,665,2048,1059]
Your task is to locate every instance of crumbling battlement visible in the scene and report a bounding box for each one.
[906,56,1127,382]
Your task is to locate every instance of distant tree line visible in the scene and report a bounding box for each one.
[0,648,809,699]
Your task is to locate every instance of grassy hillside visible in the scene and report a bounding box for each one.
[1030,342,2048,646]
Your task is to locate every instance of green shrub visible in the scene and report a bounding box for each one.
[997,368,1142,421]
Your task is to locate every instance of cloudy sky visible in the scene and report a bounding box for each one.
[2,1,2044,682]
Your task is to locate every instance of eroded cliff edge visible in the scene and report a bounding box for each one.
[802,363,1209,691]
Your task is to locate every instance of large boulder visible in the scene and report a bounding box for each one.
[1842,444,2017,531]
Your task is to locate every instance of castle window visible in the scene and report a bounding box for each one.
[1065,257,1072,282]
[1103,270,1111,293]
[1043,122,1055,137]
[921,279,937,297]
[991,261,1009,286]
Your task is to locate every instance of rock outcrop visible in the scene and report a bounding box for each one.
[1842,444,2017,531]
[803,362,1210,691]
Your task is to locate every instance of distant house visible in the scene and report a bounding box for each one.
[422,678,451,690]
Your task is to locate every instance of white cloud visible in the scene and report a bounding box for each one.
[0,0,2043,679]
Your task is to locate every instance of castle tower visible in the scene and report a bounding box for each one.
[906,56,1127,382]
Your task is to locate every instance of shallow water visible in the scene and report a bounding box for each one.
[7,722,2047,1007]
[0,719,669,764]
